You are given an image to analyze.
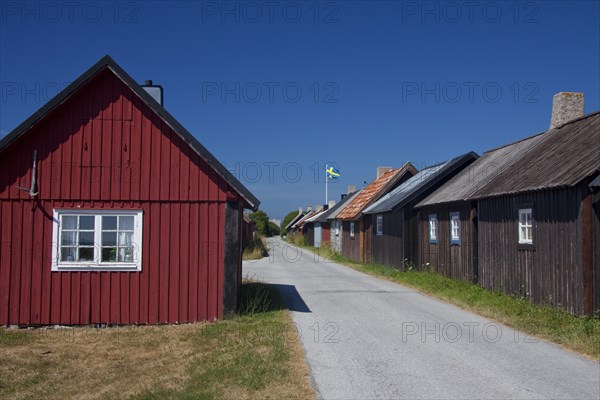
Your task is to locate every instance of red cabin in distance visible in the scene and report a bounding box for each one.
[0,55,259,326]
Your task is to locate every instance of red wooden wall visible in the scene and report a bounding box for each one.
[0,69,238,325]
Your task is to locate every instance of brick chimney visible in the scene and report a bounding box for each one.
[550,92,584,129]
[377,166,392,178]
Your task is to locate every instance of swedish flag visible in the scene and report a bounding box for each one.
[326,165,341,180]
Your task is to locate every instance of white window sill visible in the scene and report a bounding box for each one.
[52,263,141,272]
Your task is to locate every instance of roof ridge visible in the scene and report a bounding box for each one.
[0,55,260,210]
[483,110,599,154]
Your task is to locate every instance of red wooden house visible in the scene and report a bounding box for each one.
[0,55,259,326]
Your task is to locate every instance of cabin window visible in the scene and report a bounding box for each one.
[52,210,143,271]
[428,214,438,243]
[376,215,383,236]
[350,222,355,238]
[518,208,533,244]
[449,212,460,244]
[335,223,340,236]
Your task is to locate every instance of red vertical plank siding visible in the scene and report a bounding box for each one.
[168,203,181,322]
[19,202,33,324]
[0,202,11,324]
[148,203,160,324]
[199,202,209,321]
[180,203,190,322]
[10,201,23,324]
[159,204,170,322]
[188,204,199,321]
[0,69,241,326]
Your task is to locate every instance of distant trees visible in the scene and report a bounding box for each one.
[281,210,300,237]
[268,222,280,236]
[249,210,270,236]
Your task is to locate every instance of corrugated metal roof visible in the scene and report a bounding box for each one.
[337,163,417,220]
[472,111,600,198]
[364,152,478,214]
[418,111,600,207]
[291,210,317,229]
[304,209,326,223]
[0,55,260,211]
[314,192,360,222]
[417,132,548,207]
[285,212,305,230]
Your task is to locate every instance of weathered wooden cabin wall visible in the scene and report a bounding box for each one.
[477,187,585,314]
[371,212,403,268]
[418,201,477,282]
[341,221,361,262]
[593,185,600,312]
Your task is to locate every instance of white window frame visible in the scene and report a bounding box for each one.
[350,222,355,238]
[376,215,383,236]
[428,214,438,243]
[52,209,143,271]
[450,212,460,244]
[334,222,340,237]
[518,208,533,244]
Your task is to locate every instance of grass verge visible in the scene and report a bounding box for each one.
[243,236,269,261]
[289,239,600,360]
[0,281,314,400]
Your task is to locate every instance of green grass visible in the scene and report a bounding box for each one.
[242,236,269,261]
[0,281,313,400]
[293,239,600,360]
[133,281,312,400]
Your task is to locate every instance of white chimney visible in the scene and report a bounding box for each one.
[328,200,336,209]
[550,92,584,129]
[377,166,392,178]
[347,185,357,194]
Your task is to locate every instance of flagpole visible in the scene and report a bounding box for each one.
[325,163,328,206]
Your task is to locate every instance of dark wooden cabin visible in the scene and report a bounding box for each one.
[417,104,599,315]
[337,164,416,263]
[0,56,259,326]
[327,190,360,254]
[363,153,478,269]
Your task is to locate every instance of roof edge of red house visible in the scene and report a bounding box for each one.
[0,54,260,211]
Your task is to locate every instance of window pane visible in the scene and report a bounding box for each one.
[78,247,94,261]
[61,247,76,261]
[102,216,117,230]
[119,216,134,230]
[80,216,95,230]
[61,231,77,245]
[102,232,117,246]
[62,216,77,230]
[79,231,95,246]
[118,246,135,262]
[102,247,117,262]
[118,232,133,246]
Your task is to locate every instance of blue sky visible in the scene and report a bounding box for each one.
[1,1,599,220]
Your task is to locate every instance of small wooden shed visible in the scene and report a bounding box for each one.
[417,108,599,315]
[0,56,259,326]
[337,164,416,263]
[363,152,478,269]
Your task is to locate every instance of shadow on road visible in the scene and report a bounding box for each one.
[239,281,311,315]
[270,284,311,313]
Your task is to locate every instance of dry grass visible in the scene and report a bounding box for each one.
[243,236,269,261]
[0,283,314,400]
[0,324,193,399]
